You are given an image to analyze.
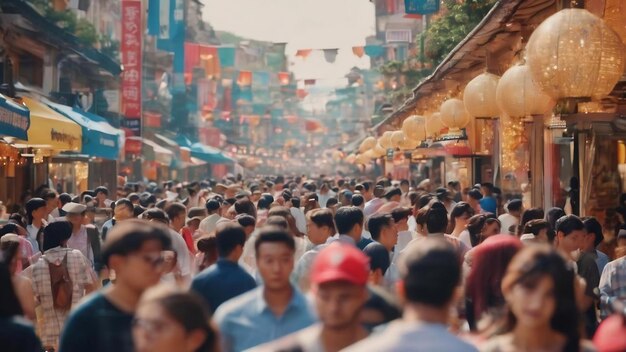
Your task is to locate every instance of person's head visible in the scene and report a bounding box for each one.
[58,193,72,207]
[42,190,58,215]
[102,219,172,293]
[43,221,73,250]
[480,183,494,197]
[25,197,47,224]
[465,235,522,329]
[63,203,87,228]
[351,194,365,209]
[391,207,412,232]
[133,285,216,352]
[254,227,296,291]
[363,244,390,285]
[368,213,398,252]
[204,199,222,216]
[1,234,21,273]
[448,202,475,232]
[523,219,551,243]
[114,198,135,221]
[257,194,274,210]
[384,187,402,203]
[95,186,109,202]
[0,256,23,318]
[306,208,336,245]
[506,199,523,217]
[234,199,257,219]
[501,246,580,351]
[399,179,410,193]
[582,217,604,251]
[545,207,566,231]
[519,207,546,235]
[235,214,256,238]
[215,223,247,260]
[467,189,483,205]
[398,239,461,308]
[326,198,339,212]
[425,202,448,234]
[310,243,369,329]
[334,207,364,241]
[165,203,187,230]
[196,237,218,271]
[143,208,170,225]
[554,215,585,253]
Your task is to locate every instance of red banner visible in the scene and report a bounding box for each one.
[121,0,142,126]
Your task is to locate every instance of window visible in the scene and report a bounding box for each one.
[386,29,412,43]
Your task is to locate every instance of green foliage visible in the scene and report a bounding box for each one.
[29,0,100,47]
[75,18,99,46]
[419,0,497,66]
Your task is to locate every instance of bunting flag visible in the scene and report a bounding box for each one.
[278,72,290,85]
[295,49,313,59]
[296,89,308,99]
[323,49,339,63]
[218,46,236,67]
[304,79,316,86]
[352,46,365,58]
[252,71,270,87]
[237,71,252,86]
[364,45,385,58]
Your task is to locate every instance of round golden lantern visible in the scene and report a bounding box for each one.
[390,131,406,149]
[372,143,386,157]
[355,154,370,165]
[378,131,394,149]
[398,136,420,150]
[359,136,377,153]
[440,99,470,132]
[463,72,501,118]
[496,64,554,117]
[401,115,426,141]
[346,153,357,164]
[425,112,445,138]
[526,8,626,100]
[363,149,377,160]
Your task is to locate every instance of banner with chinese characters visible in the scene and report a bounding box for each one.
[121,0,142,135]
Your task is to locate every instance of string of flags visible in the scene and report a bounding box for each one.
[294,45,387,62]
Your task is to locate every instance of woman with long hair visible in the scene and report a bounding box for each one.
[133,285,217,352]
[481,246,594,351]
[0,235,35,320]
[448,202,475,238]
[517,207,545,237]
[462,215,501,248]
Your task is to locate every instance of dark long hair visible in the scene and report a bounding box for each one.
[518,207,545,236]
[0,257,23,318]
[500,246,580,351]
[447,202,475,233]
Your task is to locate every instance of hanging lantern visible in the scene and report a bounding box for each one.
[378,131,394,149]
[398,136,420,150]
[425,112,445,138]
[278,72,290,85]
[359,136,377,153]
[355,154,369,165]
[346,153,357,164]
[463,72,500,118]
[401,115,426,141]
[390,131,406,149]
[363,149,377,160]
[497,64,554,117]
[372,143,386,157]
[440,99,470,132]
[526,8,626,100]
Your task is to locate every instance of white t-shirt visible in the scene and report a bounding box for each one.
[168,228,192,278]
[498,213,519,235]
[290,207,307,234]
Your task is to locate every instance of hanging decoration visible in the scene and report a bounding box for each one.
[296,89,308,99]
[218,46,236,67]
[352,46,365,58]
[278,72,290,85]
[359,137,377,153]
[496,64,554,117]
[295,49,313,59]
[323,49,339,63]
[304,79,316,86]
[390,131,406,149]
[237,71,252,86]
[425,112,445,138]
[372,143,387,157]
[526,8,626,100]
[401,115,426,142]
[463,72,500,119]
[439,99,470,133]
[364,45,385,58]
[378,131,394,149]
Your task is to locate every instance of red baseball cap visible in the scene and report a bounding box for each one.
[310,242,370,286]
[593,314,626,352]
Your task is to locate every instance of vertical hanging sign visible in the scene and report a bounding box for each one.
[121,0,143,135]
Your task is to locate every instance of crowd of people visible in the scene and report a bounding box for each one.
[1,175,626,352]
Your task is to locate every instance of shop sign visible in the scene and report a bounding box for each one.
[405,0,439,14]
[0,104,29,140]
[121,0,142,135]
[125,137,142,154]
[144,111,162,128]
[51,129,79,149]
[386,148,394,161]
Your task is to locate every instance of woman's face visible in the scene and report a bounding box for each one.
[133,302,204,352]
[482,222,501,238]
[506,275,555,329]
[455,213,470,228]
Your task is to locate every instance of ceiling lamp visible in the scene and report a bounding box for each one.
[463,72,501,118]
[526,8,626,100]
[358,137,377,153]
[401,115,426,142]
[439,98,470,133]
[496,64,554,117]
[378,131,394,149]
[425,112,445,138]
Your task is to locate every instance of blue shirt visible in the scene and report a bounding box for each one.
[479,196,497,214]
[214,286,316,352]
[191,258,257,313]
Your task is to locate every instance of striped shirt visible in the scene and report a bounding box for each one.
[599,256,626,318]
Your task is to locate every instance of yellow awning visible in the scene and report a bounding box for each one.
[21,97,82,151]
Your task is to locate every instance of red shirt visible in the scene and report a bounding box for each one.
[181,227,196,254]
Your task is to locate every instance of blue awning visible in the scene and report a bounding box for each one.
[0,93,30,140]
[44,100,123,160]
[190,142,235,164]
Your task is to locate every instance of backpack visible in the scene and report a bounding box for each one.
[46,253,73,310]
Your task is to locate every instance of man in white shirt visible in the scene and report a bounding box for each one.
[498,199,523,235]
[363,185,385,217]
[392,207,416,253]
[198,199,224,236]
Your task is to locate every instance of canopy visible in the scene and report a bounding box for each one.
[0,93,30,140]
[190,142,235,164]
[44,99,122,160]
[21,96,82,151]
[135,137,173,166]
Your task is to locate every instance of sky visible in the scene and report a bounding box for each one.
[202,0,376,88]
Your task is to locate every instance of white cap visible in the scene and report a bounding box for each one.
[520,233,536,243]
[0,234,20,244]
[62,202,87,214]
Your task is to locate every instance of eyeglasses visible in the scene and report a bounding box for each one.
[132,317,170,336]
[134,252,166,268]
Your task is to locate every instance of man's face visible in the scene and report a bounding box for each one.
[115,240,166,291]
[380,224,399,251]
[114,204,133,221]
[33,206,47,221]
[96,192,107,201]
[314,281,368,329]
[557,229,585,253]
[46,197,58,214]
[66,212,84,227]
[400,184,409,193]
[256,242,294,291]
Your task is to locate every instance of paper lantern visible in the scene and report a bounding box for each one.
[497,64,554,117]
[278,72,290,85]
[425,112,445,137]
[359,137,377,153]
[378,131,394,149]
[346,153,357,164]
[398,136,420,150]
[440,99,470,132]
[526,8,626,100]
[463,72,500,118]
[372,143,386,157]
[355,154,370,165]
[402,115,426,141]
[389,131,405,149]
